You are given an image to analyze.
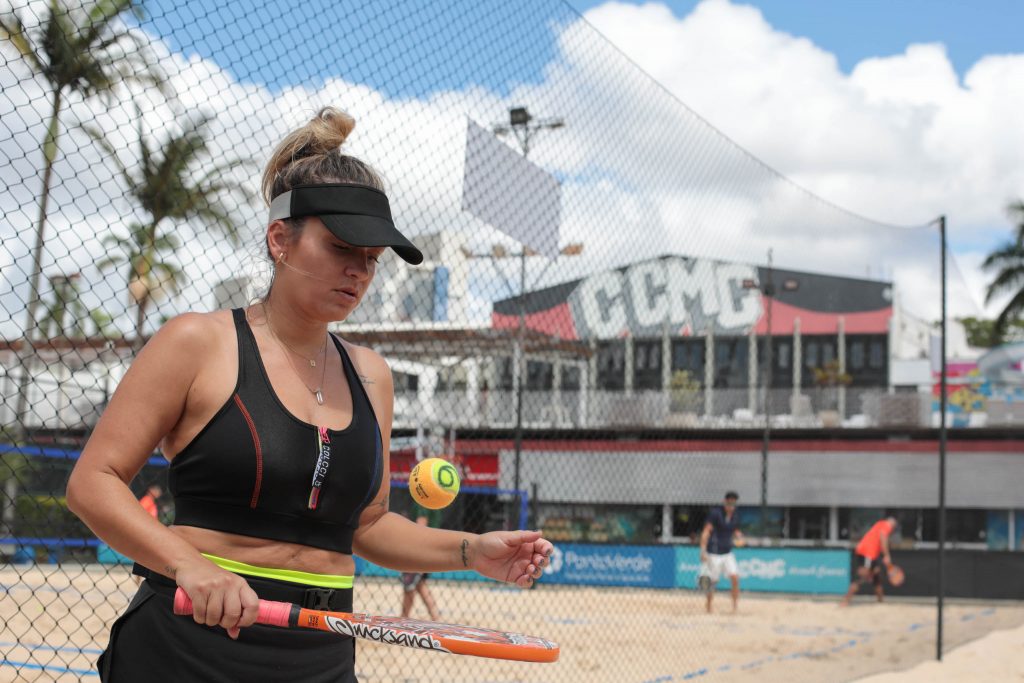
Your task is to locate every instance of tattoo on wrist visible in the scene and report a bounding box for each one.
[460,539,469,568]
[164,565,177,578]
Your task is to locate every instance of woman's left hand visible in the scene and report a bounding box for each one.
[470,530,554,588]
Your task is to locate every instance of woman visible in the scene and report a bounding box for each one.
[67,106,553,682]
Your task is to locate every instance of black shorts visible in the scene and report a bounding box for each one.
[400,572,430,592]
[852,553,883,583]
[99,568,356,682]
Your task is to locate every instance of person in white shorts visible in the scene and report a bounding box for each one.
[699,491,744,613]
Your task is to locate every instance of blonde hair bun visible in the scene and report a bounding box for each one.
[262,106,377,204]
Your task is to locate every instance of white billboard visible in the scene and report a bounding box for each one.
[461,118,561,259]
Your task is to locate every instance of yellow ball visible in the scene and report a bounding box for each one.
[409,457,460,510]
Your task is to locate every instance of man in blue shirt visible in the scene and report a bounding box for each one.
[699,491,745,613]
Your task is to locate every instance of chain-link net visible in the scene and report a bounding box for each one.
[3,0,1023,681]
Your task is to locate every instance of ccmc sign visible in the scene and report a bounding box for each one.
[567,256,763,339]
[675,547,851,594]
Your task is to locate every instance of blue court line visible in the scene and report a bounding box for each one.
[639,607,999,682]
[0,641,103,655]
[0,658,98,677]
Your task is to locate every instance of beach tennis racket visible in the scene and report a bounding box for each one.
[886,563,905,587]
[173,588,559,663]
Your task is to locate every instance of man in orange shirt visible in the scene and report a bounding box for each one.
[138,484,162,519]
[840,516,899,606]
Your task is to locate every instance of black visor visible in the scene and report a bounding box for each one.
[269,183,423,265]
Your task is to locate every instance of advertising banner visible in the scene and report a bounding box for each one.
[675,546,850,594]
[540,543,676,588]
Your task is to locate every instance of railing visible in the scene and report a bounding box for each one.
[393,386,1023,430]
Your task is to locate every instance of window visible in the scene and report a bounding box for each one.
[777,341,791,371]
[671,505,707,541]
[821,341,836,365]
[713,338,749,388]
[922,508,988,544]
[869,339,885,369]
[526,361,553,391]
[672,339,705,376]
[393,371,419,394]
[838,507,885,541]
[597,341,626,390]
[498,357,513,390]
[634,340,662,390]
[539,503,661,544]
[805,340,819,369]
[787,507,829,540]
[560,365,581,391]
[849,340,865,370]
[736,505,784,538]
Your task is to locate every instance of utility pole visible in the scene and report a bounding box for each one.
[491,107,565,506]
[937,215,948,661]
[761,249,774,530]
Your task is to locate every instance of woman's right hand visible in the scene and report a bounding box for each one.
[173,559,260,639]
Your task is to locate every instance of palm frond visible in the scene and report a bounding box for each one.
[994,287,1024,336]
[981,241,1024,270]
[0,12,44,71]
[984,265,1024,304]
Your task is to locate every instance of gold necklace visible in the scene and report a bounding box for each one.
[263,305,330,405]
[263,303,327,367]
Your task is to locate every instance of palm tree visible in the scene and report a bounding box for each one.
[87,111,253,343]
[36,272,115,339]
[983,200,1024,341]
[2,0,166,443]
[1,0,166,343]
[96,223,183,340]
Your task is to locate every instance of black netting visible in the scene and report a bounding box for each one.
[2,1,1022,681]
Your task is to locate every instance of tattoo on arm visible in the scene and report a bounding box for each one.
[375,493,389,510]
[164,565,177,578]
[358,374,375,385]
[460,539,469,568]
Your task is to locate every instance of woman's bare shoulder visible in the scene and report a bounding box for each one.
[145,309,237,356]
[337,338,392,386]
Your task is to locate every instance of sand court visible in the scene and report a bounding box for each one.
[2,566,1022,682]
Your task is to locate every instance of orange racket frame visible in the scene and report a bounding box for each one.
[173,588,559,663]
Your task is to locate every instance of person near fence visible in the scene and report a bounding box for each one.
[66,106,553,682]
[840,516,899,606]
[399,503,443,620]
[138,484,162,519]
[699,491,745,613]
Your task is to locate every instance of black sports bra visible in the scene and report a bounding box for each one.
[167,309,383,554]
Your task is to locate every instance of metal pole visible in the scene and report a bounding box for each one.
[513,247,527,497]
[761,250,774,530]
[937,215,948,661]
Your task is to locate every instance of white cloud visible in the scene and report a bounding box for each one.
[571,0,1024,318]
[2,0,1021,343]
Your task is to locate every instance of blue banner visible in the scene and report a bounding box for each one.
[354,557,486,583]
[356,545,848,593]
[540,543,676,588]
[675,547,850,594]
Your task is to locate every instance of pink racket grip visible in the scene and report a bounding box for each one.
[173,588,292,627]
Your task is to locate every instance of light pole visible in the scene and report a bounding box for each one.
[491,106,565,501]
[743,250,794,537]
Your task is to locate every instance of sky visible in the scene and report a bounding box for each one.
[569,0,1023,81]
[141,0,1024,294]
[2,0,1023,338]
